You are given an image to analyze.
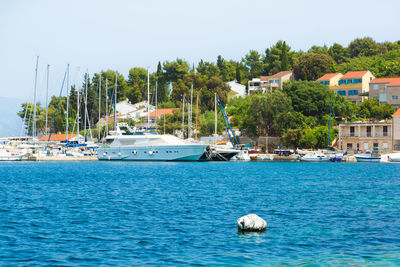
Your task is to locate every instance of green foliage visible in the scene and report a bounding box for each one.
[293,53,335,81]
[263,40,294,75]
[356,99,394,120]
[243,50,262,78]
[348,37,387,58]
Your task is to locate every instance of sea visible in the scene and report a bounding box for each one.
[0,161,399,266]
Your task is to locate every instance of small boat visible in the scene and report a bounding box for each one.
[231,148,251,161]
[209,142,239,161]
[387,152,400,162]
[355,150,381,162]
[300,151,329,162]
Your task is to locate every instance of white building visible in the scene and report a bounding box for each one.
[227,80,246,98]
[248,70,294,94]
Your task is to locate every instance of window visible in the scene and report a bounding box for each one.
[337,90,346,96]
[373,143,378,149]
[350,126,355,136]
[379,93,387,102]
[373,84,379,90]
[275,79,279,84]
[364,143,368,150]
[383,126,388,136]
[347,143,353,150]
[367,126,372,137]
[348,90,358,96]
[392,95,398,100]
[383,143,388,149]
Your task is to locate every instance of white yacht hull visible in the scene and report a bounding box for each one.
[98,144,208,161]
[299,157,330,162]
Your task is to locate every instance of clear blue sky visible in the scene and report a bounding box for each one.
[0,0,399,104]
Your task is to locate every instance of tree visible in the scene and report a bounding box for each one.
[328,43,348,64]
[293,53,335,81]
[127,67,148,102]
[243,50,262,78]
[163,59,189,82]
[308,45,329,55]
[283,81,354,118]
[348,37,387,58]
[263,41,293,75]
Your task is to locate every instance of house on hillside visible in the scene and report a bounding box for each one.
[316,73,343,88]
[248,70,293,94]
[369,77,400,108]
[330,71,375,104]
[392,109,400,151]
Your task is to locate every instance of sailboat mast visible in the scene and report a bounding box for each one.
[189,83,193,138]
[45,64,49,138]
[147,69,150,131]
[214,92,217,138]
[32,56,39,138]
[155,80,158,131]
[77,83,80,137]
[66,63,70,141]
[182,95,185,138]
[327,103,332,153]
[105,79,108,136]
[195,92,199,140]
[98,73,101,142]
[114,72,117,130]
[84,71,88,141]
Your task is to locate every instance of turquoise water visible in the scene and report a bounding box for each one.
[0,161,399,266]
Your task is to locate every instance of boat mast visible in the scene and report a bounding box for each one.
[147,69,150,131]
[327,103,332,153]
[33,56,39,138]
[114,72,117,130]
[66,63,70,141]
[155,80,158,131]
[45,64,50,138]
[105,79,108,136]
[195,92,199,140]
[77,82,80,138]
[98,73,101,142]
[84,71,88,141]
[189,83,193,138]
[214,92,217,141]
[182,95,185,138]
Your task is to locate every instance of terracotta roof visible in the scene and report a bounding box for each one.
[260,76,271,81]
[270,70,292,78]
[392,109,400,117]
[370,77,400,87]
[145,108,179,117]
[316,73,342,81]
[38,134,77,141]
[340,71,369,79]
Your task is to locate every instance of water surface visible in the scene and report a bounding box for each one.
[0,161,399,265]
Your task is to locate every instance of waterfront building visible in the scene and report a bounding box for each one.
[330,71,375,104]
[141,108,179,126]
[392,109,400,151]
[369,77,400,108]
[115,100,155,120]
[248,70,293,94]
[338,121,392,153]
[316,73,343,88]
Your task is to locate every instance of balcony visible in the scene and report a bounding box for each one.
[340,132,391,138]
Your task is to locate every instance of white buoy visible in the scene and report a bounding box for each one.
[237,214,267,232]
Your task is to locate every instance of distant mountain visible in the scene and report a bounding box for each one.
[0,97,24,137]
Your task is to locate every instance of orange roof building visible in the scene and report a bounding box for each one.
[328,70,375,105]
[316,73,343,87]
[249,70,294,94]
[369,77,400,108]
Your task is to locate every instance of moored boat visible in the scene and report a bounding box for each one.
[299,151,330,162]
[355,150,381,162]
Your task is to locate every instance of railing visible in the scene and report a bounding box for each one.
[340,132,391,138]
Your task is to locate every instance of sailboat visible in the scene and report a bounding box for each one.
[97,70,209,161]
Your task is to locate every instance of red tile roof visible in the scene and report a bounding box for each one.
[340,71,369,79]
[316,73,342,81]
[270,70,292,78]
[260,76,271,81]
[370,78,400,87]
[38,134,77,141]
[392,109,400,117]
[145,108,179,117]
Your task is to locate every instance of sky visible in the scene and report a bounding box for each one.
[0,0,399,135]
